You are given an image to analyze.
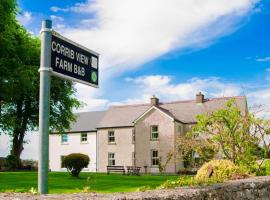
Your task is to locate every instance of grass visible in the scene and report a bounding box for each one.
[0,172,182,194]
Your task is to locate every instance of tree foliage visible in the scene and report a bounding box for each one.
[177,99,270,171]
[62,153,90,177]
[0,0,81,168]
[176,134,218,168]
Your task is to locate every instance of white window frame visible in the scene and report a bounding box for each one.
[150,125,159,140]
[108,153,115,166]
[81,133,88,143]
[108,130,115,143]
[151,150,159,167]
[61,133,68,144]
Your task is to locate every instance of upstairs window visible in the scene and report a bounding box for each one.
[151,150,159,166]
[61,134,68,144]
[81,133,88,143]
[108,131,115,143]
[108,153,115,166]
[150,125,159,140]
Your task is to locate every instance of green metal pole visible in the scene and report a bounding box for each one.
[38,19,52,194]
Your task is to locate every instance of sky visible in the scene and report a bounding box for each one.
[1,0,270,159]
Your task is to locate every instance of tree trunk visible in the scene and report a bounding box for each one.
[9,98,30,169]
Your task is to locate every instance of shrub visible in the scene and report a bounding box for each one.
[195,159,246,182]
[6,155,21,169]
[252,159,270,176]
[62,153,90,177]
[261,159,270,175]
[158,176,217,189]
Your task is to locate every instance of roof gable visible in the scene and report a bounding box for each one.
[133,106,175,124]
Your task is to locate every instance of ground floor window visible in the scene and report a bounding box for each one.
[108,153,115,166]
[151,150,159,166]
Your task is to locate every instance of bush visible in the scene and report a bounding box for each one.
[195,159,246,182]
[6,155,21,169]
[158,176,217,189]
[261,159,270,175]
[252,159,270,176]
[62,153,90,177]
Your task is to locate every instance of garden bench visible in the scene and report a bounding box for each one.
[107,166,125,175]
[126,166,141,175]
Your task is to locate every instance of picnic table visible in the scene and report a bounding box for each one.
[126,166,141,175]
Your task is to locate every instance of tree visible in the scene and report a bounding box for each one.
[0,0,81,168]
[0,0,18,117]
[176,134,218,168]
[62,153,90,177]
[192,99,259,166]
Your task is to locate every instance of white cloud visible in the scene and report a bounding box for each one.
[125,75,243,103]
[50,6,69,12]
[54,0,259,77]
[17,11,32,26]
[256,56,270,62]
[248,88,270,118]
[50,15,64,22]
[74,83,109,112]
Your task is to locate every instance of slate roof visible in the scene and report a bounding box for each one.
[53,96,247,132]
[97,96,247,128]
[65,111,106,132]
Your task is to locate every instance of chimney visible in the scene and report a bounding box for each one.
[150,95,159,106]
[196,92,204,104]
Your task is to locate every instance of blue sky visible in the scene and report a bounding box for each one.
[16,0,270,110]
[1,0,270,159]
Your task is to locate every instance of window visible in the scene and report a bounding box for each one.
[108,131,115,143]
[132,129,135,143]
[150,125,159,140]
[61,134,68,144]
[81,133,88,143]
[151,150,159,166]
[178,125,183,134]
[108,153,115,166]
[60,156,65,168]
[132,152,136,166]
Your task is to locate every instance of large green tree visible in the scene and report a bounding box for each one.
[192,99,259,166]
[0,0,81,168]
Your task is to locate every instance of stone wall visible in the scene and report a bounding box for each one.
[1,176,270,200]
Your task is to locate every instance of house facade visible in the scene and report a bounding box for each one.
[49,111,105,172]
[49,93,247,173]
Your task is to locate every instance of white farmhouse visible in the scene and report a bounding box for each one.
[49,93,247,173]
[49,111,105,172]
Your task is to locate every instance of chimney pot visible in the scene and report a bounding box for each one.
[196,92,204,104]
[150,95,159,106]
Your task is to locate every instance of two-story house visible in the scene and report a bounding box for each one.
[49,93,247,173]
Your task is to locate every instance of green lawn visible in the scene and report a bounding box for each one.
[0,172,181,194]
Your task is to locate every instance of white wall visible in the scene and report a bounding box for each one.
[49,132,97,172]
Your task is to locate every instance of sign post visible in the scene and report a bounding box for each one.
[38,19,99,194]
[38,19,52,194]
